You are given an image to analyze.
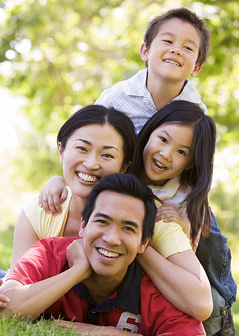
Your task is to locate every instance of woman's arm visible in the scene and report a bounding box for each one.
[137,246,212,321]
[10,210,39,273]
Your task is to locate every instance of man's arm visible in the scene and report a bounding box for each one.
[0,239,92,320]
[58,320,141,336]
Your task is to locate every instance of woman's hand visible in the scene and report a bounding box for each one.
[38,176,68,215]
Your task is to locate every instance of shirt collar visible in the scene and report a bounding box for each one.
[124,69,149,97]
[72,260,142,315]
[149,175,181,200]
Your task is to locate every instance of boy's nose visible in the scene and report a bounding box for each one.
[170,46,182,56]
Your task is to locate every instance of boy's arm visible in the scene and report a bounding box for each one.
[38,176,68,215]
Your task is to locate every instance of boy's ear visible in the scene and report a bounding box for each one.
[58,142,63,164]
[137,238,150,255]
[140,42,149,62]
[190,64,202,77]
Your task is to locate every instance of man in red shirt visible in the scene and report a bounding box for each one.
[0,174,205,336]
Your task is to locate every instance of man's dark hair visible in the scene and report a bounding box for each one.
[82,173,157,242]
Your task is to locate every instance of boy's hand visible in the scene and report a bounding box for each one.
[156,200,191,238]
[38,176,68,216]
[66,239,92,280]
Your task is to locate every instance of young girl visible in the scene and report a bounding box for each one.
[1,102,214,323]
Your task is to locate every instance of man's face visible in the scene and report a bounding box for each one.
[80,190,149,281]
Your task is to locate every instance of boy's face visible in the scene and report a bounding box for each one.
[80,190,149,281]
[140,18,202,82]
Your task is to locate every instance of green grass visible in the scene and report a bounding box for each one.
[0,228,238,334]
[0,315,79,336]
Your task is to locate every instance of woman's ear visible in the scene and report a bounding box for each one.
[120,161,131,174]
[58,142,63,164]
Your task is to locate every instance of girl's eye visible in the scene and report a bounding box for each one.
[160,137,167,143]
[178,149,186,156]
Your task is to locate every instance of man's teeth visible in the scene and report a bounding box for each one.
[165,59,180,66]
[77,173,98,182]
[98,248,120,258]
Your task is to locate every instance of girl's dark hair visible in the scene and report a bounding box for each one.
[57,104,140,174]
[82,173,157,242]
[138,100,216,240]
[144,7,211,66]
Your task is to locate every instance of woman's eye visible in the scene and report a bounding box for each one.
[102,153,114,158]
[77,146,87,151]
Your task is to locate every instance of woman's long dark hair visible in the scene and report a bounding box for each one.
[137,100,216,241]
[57,104,140,174]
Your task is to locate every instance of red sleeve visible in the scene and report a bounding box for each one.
[139,273,206,336]
[8,237,76,285]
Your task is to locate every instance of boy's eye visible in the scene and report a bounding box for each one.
[163,39,172,44]
[184,46,193,51]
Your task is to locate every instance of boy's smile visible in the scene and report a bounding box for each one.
[140,18,202,86]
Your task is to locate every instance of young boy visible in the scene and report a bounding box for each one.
[95,7,237,335]
[96,7,210,134]
[0,174,206,336]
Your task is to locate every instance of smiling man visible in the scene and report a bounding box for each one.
[0,174,205,336]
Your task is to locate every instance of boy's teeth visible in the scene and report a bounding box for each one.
[77,173,98,182]
[165,60,180,66]
[98,248,120,258]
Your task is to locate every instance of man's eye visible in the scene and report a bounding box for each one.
[124,226,135,233]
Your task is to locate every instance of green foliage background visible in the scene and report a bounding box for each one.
[0,0,238,332]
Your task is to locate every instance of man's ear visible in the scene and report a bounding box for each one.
[140,42,149,63]
[137,238,150,255]
[58,142,63,164]
[79,217,85,238]
[190,64,202,77]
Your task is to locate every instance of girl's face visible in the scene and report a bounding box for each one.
[58,123,128,199]
[142,123,193,186]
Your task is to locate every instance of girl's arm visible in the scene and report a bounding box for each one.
[137,246,212,321]
[38,176,68,215]
[9,210,39,274]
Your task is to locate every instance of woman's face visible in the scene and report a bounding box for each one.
[142,123,193,186]
[58,123,128,199]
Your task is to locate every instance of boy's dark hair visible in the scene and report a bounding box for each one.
[82,173,157,242]
[144,7,210,66]
[57,104,140,174]
[138,100,216,241]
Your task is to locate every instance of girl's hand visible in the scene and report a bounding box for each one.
[156,200,191,238]
[38,176,68,216]
[66,239,92,280]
